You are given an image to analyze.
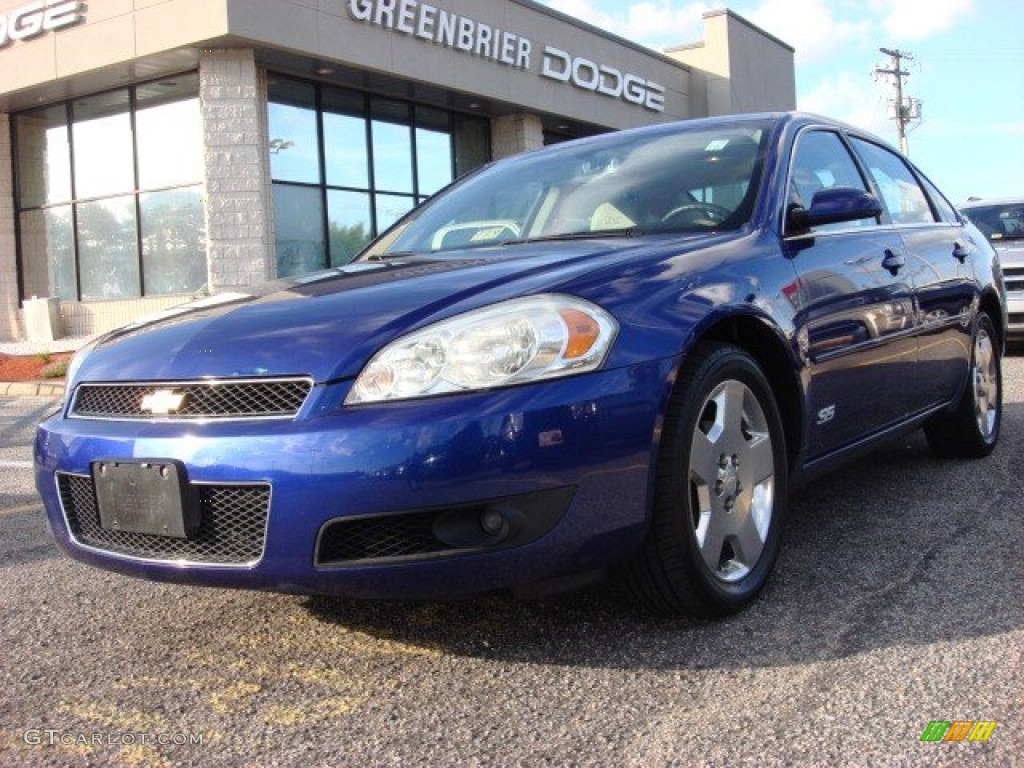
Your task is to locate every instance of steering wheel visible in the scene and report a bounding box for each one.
[660,202,732,228]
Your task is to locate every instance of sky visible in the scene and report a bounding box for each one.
[535,0,1024,204]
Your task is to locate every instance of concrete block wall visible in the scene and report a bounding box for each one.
[0,113,20,339]
[199,48,274,289]
[491,113,545,160]
[62,295,190,337]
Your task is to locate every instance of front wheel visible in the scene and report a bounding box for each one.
[924,313,1001,458]
[623,343,788,618]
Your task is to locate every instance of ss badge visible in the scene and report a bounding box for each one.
[816,404,836,425]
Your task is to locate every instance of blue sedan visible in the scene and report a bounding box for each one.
[35,112,1005,617]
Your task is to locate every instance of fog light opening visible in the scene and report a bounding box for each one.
[479,508,508,538]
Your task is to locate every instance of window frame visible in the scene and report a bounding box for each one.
[267,73,488,275]
[12,71,205,303]
[781,126,881,239]
[846,135,940,228]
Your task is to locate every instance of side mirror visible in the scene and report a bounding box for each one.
[788,187,882,232]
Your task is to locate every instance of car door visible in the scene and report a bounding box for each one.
[847,136,976,411]
[782,128,918,459]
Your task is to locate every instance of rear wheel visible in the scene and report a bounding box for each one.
[924,313,1001,458]
[624,343,788,618]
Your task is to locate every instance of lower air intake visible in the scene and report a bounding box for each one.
[315,486,576,567]
[57,473,270,565]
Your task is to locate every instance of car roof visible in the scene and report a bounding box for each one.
[507,112,896,159]
[961,197,1024,209]
[679,111,903,153]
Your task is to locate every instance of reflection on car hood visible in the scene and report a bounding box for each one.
[74,236,719,384]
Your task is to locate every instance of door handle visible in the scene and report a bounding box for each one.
[952,242,969,263]
[882,249,905,276]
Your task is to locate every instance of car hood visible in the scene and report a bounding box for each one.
[74,236,724,385]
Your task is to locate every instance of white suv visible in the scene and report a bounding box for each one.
[962,197,1024,341]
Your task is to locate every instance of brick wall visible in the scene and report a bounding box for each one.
[199,49,274,289]
[0,113,20,339]
[62,295,191,337]
[490,113,544,160]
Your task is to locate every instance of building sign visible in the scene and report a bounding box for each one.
[0,0,85,48]
[346,0,666,112]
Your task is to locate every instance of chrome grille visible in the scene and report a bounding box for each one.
[71,378,312,420]
[1003,266,1024,295]
[58,473,270,564]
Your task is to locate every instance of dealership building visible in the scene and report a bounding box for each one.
[0,0,794,341]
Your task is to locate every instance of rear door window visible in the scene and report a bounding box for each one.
[849,137,935,225]
[917,173,960,224]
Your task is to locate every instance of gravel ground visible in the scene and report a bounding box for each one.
[0,357,1021,767]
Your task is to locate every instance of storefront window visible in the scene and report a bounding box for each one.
[136,80,203,189]
[371,100,414,194]
[72,90,135,199]
[371,120,415,194]
[268,74,489,277]
[14,73,205,303]
[323,87,369,190]
[18,207,75,301]
[273,185,325,277]
[267,79,319,184]
[15,105,71,209]
[454,114,490,178]
[416,128,454,197]
[323,112,369,190]
[375,194,416,232]
[77,196,140,300]
[327,190,372,266]
[141,186,206,295]
[416,107,454,197]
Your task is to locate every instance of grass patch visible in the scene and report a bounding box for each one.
[40,359,69,379]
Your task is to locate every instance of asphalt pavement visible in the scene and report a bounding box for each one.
[1,358,1021,767]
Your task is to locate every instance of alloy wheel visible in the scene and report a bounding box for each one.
[688,379,775,583]
[973,328,998,439]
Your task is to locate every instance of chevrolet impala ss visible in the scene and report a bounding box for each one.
[35,113,1005,617]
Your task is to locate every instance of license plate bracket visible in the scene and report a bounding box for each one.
[92,459,199,539]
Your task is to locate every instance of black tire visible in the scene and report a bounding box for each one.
[924,313,1001,458]
[623,343,788,618]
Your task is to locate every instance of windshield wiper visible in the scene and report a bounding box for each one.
[363,250,423,262]
[368,226,646,260]
[500,226,646,246]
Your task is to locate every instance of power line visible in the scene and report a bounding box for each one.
[874,47,921,155]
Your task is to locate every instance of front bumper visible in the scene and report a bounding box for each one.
[35,362,673,599]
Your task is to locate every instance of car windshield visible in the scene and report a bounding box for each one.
[362,118,771,259]
[963,202,1024,241]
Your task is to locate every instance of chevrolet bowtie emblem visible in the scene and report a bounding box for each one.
[140,389,186,415]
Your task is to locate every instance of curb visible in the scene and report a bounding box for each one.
[0,380,65,397]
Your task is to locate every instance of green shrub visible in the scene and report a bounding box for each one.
[40,359,69,379]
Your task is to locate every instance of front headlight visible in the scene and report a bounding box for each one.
[346,294,618,404]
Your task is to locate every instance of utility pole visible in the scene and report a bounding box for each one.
[874,47,921,155]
